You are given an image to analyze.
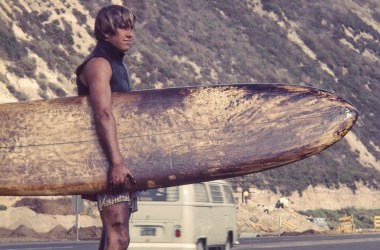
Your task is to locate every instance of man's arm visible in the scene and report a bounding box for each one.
[80,57,133,192]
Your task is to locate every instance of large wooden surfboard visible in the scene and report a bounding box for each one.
[0,84,358,196]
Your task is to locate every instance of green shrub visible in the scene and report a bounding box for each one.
[0,30,27,60]
[49,83,67,97]
[72,8,87,25]
[299,208,380,229]
[373,11,380,22]
[262,1,283,16]
[0,73,10,85]
[38,89,49,99]
[4,84,28,101]
[0,204,7,211]
[38,11,51,22]
[7,56,37,78]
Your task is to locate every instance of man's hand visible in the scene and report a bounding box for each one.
[108,162,136,193]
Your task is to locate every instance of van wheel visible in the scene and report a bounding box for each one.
[224,235,232,250]
[196,239,206,250]
[224,240,232,250]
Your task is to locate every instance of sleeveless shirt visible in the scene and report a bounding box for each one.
[76,40,131,95]
[75,41,137,212]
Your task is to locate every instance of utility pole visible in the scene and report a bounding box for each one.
[71,195,84,241]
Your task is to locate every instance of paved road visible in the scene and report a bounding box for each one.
[0,234,380,250]
[236,233,380,250]
[0,241,97,250]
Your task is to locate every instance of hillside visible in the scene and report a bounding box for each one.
[0,0,379,198]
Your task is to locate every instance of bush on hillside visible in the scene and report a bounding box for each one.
[299,208,380,229]
[72,8,87,25]
[0,30,27,61]
[49,83,67,97]
[14,197,72,215]
[8,57,37,78]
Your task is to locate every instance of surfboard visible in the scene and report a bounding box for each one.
[0,84,358,196]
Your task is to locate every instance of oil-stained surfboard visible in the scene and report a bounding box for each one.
[0,84,358,195]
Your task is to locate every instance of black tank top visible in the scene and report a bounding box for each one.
[76,40,131,95]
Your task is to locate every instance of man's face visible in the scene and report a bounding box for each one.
[105,28,134,52]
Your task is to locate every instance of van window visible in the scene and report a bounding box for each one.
[139,187,179,202]
[194,183,209,203]
[209,184,223,203]
[223,185,235,204]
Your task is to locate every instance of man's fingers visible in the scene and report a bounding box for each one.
[109,178,124,193]
[127,174,136,184]
[108,171,135,193]
[109,182,123,193]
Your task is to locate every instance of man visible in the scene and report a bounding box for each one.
[76,5,137,250]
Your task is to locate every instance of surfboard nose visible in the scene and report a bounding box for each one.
[337,101,359,138]
[346,103,359,123]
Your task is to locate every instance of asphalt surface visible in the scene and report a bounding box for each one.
[0,233,380,250]
[236,233,380,250]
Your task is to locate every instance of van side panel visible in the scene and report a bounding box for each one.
[129,180,237,249]
[222,184,238,244]
[130,203,182,243]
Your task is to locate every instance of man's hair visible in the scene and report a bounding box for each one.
[94,5,136,41]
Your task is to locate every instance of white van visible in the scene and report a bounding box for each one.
[129,180,237,250]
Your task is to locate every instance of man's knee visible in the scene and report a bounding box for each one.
[109,222,130,248]
[100,202,131,249]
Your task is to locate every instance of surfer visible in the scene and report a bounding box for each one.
[75,5,137,250]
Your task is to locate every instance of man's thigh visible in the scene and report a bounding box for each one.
[100,201,131,231]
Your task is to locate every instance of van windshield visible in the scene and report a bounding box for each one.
[139,187,179,202]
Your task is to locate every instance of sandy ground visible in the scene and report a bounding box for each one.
[0,207,101,233]
[0,195,332,243]
[247,182,380,211]
[237,202,331,235]
[0,197,102,242]
[3,186,380,243]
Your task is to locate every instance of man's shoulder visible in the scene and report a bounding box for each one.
[84,57,112,72]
